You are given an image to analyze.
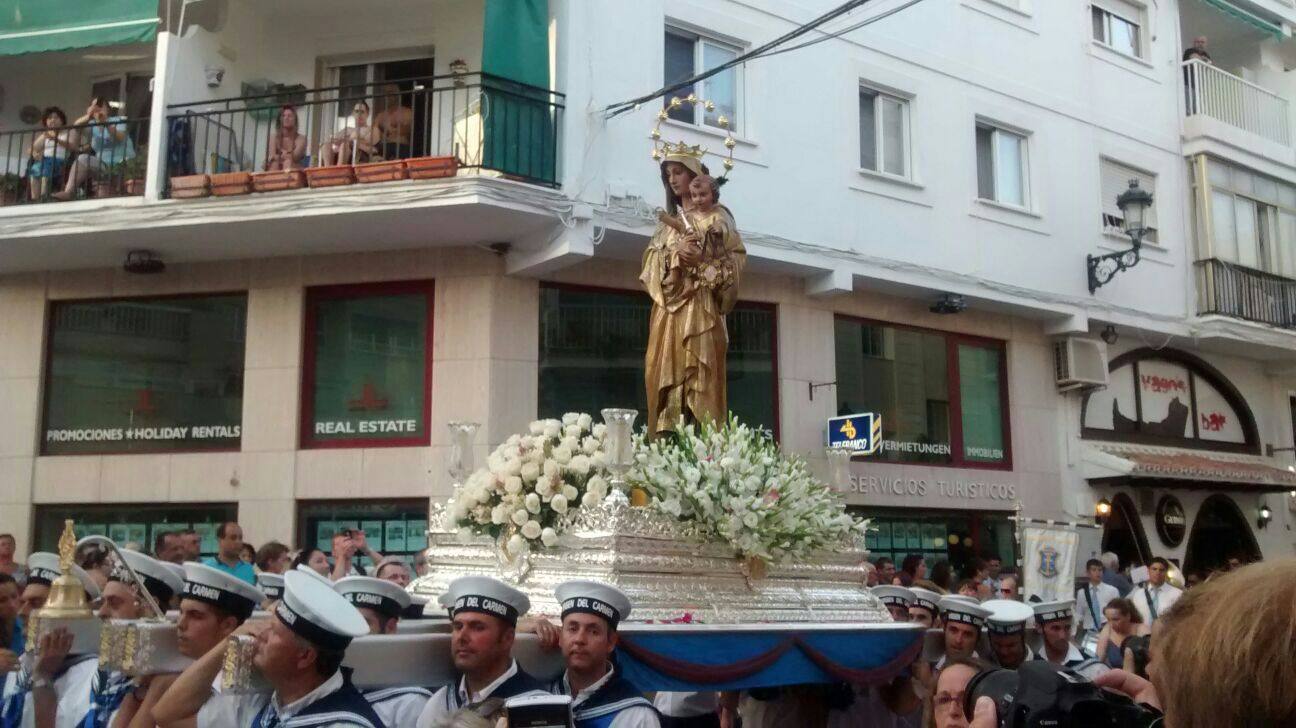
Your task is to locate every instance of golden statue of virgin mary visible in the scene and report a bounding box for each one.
[641,141,745,437]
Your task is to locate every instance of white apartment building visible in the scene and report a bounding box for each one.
[0,0,1293,577]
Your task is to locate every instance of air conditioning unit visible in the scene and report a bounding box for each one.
[1054,337,1109,391]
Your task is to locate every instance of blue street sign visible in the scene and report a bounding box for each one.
[828,413,881,454]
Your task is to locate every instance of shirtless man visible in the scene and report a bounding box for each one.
[374,83,414,160]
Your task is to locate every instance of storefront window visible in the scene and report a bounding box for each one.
[35,503,237,557]
[834,317,1010,468]
[42,295,247,455]
[850,507,1015,576]
[537,285,778,433]
[297,500,429,572]
[302,282,432,448]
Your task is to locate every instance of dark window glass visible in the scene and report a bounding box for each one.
[850,507,1016,576]
[304,284,431,447]
[36,503,236,558]
[538,286,778,433]
[834,317,1008,467]
[42,295,247,455]
[298,500,429,572]
[664,31,697,124]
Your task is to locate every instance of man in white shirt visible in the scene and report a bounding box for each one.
[1074,559,1120,637]
[1128,557,1182,624]
[547,580,658,727]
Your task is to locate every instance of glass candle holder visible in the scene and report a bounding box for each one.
[447,421,480,483]
[825,447,853,493]
[600,408,638,489]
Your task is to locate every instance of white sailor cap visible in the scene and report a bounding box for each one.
[295,563,333,586]
[555,580,631,629]
[939,595,991,629]
[114,550,184,602]
[257,573,285,601]
[161,562,185,588]
[444,575,530,626]
[26,552,100,599]
[1032,600,1075,625]
[275,570,369,651]
[334,576,411,620]
[872,585,915,608]
[403,593,432,620]
[909,587,941,614]
[181,562,265,621]
[983,599,1034,636]
[26,552,62,586]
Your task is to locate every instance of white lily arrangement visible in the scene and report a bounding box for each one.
[630,416,869,564]
[448,412,612,554]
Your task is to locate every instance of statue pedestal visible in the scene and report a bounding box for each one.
[410,497,890,624]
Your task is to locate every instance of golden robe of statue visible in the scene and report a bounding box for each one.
[641,160,746,436]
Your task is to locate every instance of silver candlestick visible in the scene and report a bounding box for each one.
[600,408,638,490]
[447,421,480,484]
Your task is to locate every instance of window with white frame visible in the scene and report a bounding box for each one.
[859,86,910,179]
[1091,1,1143,59]
[1100,159,1158,243]
[975,122,1028,208]
[663,27,741,132]
[1205,158,1296,278]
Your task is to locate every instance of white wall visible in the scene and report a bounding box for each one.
[555,0,1194,323]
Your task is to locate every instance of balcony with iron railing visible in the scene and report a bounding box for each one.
[1183,59,1290,146]
[164,72,563,197]
[1195,257,1296,329]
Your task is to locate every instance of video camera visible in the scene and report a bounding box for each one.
[964,661,1161,728]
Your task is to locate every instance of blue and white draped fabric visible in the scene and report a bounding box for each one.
[79,670,131,728]
[1,667,30,728]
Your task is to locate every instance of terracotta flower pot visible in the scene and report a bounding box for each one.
[250,170,306,193]
[124,179,145,196]
[354,160,408,184]
[170,174,210,199]
[210,171,252,196]
[304,166,355,188]
[405,156,458,180]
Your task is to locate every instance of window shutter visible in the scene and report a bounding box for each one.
[1101,159,1157,237]
[1091,0,1142,22]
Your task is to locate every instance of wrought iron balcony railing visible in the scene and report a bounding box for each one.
[0,116,150,207]
[1195,257,1296,329]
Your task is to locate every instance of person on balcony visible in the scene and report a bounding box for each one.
[319,100,382,166]
[52,97,136,201]
[375,83,415,160]
[1183,35,1212,64]
[1183,36,1212,115]
[265,104,308,171]
[27,106,75,200]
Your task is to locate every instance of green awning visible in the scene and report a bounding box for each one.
[482,0,549,87]
[0,0,157,56]
[1195,0,1284,40]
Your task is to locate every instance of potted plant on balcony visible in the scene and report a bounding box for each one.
[304,164,355,188]
[210,169,253,196]
[1,173,22,205]
[250,167,306,193]
[353,158,407,184]
[405,156,459,180]
[170,169,210,199]
[116,156,148,197]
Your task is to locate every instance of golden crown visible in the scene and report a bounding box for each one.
[650,94,737,176]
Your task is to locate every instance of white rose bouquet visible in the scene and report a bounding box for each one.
[448,412,613,553]
[630,416,868,565]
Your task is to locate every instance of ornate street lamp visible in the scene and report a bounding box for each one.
[1088,179,1153,293]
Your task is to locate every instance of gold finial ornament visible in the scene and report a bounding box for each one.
[649,95,738,179]
[34,520,92,620]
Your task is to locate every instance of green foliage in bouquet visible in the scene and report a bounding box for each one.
[630,415,868,564]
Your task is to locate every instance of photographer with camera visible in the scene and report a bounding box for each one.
[948,557,1296,728]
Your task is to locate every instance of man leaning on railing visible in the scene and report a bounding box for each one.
[1183,36,1213,116]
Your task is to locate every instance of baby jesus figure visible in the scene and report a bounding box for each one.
[655,174,730,288]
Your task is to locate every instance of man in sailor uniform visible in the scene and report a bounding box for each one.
[138,561,266,727]
[76,550,184,728]
[907,588,941,629]
[154,570,381,727]
[258,573,285,607]
[1032,600,1108,680]
[548,580,658,728]
[333,576,431,725]
[982,599,1035,669]
[933,596,990,670]
[0,553,102,728]
[872,585,914,623]
[416,576,548,727]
